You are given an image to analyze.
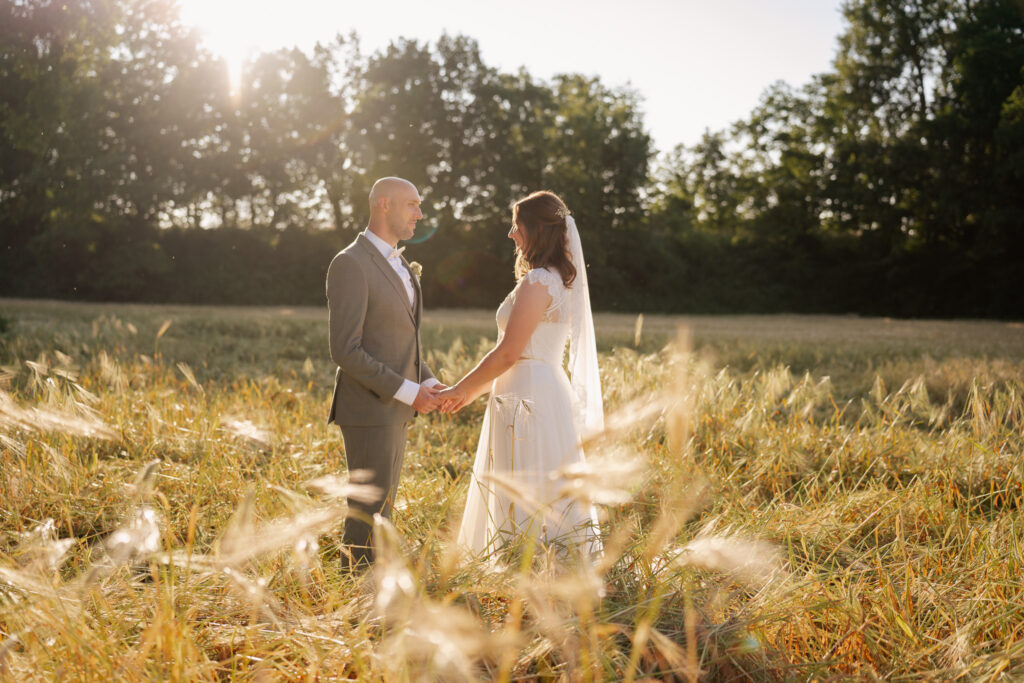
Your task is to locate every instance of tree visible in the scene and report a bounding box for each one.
[924,0,1024,252]
[0,0,222,295]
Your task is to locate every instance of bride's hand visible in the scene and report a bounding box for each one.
[437,384,469,413]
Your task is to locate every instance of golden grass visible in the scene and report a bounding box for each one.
[0,298,1022,680]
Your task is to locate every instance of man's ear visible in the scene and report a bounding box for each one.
[377,196,390,212]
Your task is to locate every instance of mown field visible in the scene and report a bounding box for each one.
[1,297,1023,681]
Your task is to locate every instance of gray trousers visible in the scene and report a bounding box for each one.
[339,422,409,566]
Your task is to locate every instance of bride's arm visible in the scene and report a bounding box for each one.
[438,281,551,412]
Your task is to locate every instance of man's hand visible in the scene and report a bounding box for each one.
[412,383,442,414]
[437,384,470,413]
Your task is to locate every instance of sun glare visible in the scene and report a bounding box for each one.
[225,51,244,96]
[177,0,260,95]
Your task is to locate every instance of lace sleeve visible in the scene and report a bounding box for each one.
[522,268,566,320]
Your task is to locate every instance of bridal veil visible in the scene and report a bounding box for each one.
[565,215,604,439]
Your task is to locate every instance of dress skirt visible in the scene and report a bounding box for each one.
[456,358,600,557]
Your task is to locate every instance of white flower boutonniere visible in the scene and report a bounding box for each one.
[409,261,423,279]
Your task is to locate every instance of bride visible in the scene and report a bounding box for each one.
[438,191,604,557]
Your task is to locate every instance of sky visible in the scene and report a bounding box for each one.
[177,0,848,153]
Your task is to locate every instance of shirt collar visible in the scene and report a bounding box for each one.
[363,229,397,259]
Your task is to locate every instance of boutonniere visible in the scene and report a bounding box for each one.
[409,261,423,279]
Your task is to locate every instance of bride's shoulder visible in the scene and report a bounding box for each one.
[520,267,564,300]
[523,267,562,286]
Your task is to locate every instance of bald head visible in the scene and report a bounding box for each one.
[367,176,423,245]
[369,177,417,211]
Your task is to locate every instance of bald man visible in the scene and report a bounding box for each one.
[326,177,442,569]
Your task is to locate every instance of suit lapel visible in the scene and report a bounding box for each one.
[401,254,423,327]
[356,234,416,325]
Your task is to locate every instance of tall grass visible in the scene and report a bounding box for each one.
[0,299,1023,680]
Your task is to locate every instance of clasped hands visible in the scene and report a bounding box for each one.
[411,381,470,414]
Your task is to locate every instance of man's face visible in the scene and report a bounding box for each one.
[384,183,423,243]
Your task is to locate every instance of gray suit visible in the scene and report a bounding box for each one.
[326,233,434,565]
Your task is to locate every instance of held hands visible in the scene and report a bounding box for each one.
[437,384,470,414]
[412,382,445,414]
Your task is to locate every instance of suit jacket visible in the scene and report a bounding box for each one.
[326,233,434,426]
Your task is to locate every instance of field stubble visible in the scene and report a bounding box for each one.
[0,298,1023,680]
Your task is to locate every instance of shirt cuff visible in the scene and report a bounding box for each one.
[393,379,420,406]
[422,378,441,389]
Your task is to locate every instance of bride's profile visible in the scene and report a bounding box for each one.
[438,191,604,558]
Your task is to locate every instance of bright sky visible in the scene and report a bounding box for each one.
[178,0,847,153]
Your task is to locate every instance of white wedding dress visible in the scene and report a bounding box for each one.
[456,266,601,557]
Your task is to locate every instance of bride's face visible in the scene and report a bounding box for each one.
[508,221,526,251]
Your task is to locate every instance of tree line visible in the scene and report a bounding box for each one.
[2,0,1022,316]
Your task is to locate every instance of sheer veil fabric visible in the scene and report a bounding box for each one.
[565,215,604,439]
[455,213,604,559]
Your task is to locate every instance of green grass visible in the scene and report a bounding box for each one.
[1,297,1023,680]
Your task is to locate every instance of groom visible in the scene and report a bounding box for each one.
[326,176,442,569]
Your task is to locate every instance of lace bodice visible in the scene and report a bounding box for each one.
[496,268,570,367]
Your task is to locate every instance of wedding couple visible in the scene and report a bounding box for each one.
[326,177,603,569]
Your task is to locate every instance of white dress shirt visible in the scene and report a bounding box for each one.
[363,229,439,406]
[364,228,415,307]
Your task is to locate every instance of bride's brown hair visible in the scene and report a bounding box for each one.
[512,191,577,288]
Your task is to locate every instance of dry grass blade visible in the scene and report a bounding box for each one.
[672,535,783,586]
[104,506,162,565]
[97,351,125,389]
[515,578,580,658]
[0,565,62,597]
[131,459,161,499]
[372,515,416,615]
[477,471,552,522]
[552,449,646,506]
[0,635,19,677]
[648,626,697,677]
[218,489,257,560]
[24,360,48,377]
[218,505,344,567]
[0,432,26,457]
[587,393,668,447]
[12,519,75,574]
[0,389,116,440]
[532,557,608,607]
[305,469,384,505]
[371,516,507,682]
[643,481,709,563]
[379,600,508,682]
[70,382,99,406]
[220,565,282,625]
[156,319,172,340]
[221,417,271,447]
[665,328,698,456]
[175,361,204,394]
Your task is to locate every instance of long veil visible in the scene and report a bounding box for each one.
[565,215,604,439]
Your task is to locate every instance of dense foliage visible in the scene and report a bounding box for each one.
[1,0,1022,315]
